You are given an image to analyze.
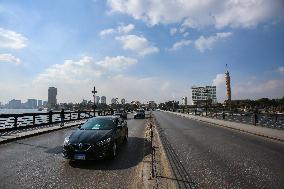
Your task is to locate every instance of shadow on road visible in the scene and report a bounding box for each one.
[66,136,150,170]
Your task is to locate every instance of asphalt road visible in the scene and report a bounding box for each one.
[0,114,146,189]
[154,111,284,189]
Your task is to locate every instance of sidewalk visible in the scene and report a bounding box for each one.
[165,111,284,142]
[0,120,86,145]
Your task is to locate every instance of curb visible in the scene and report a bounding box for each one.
[0,122,83,145]
[169,112,284,143]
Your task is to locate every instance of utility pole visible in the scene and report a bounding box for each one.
[92,86,97,117]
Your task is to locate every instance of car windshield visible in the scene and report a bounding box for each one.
[137,110,144,113]
[80,118,115,130]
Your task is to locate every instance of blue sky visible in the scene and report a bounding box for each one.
[0,0,284,104]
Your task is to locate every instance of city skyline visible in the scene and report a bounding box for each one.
[0,0,284,104]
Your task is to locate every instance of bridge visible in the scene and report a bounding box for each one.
[0,110,283,188]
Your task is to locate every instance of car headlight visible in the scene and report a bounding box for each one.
[63,136,70,146]
[97,137,111,146]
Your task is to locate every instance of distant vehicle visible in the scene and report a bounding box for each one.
[134,109,145,119]
[63,116,128,160]
[114,109,127,119]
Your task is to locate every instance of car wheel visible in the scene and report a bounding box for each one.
[111,142,117,158]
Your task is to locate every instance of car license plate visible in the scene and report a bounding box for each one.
[74,154,85,160]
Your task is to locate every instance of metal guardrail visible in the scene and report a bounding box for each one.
[0,109,113,132]
[172,109,284,130]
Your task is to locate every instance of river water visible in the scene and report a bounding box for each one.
[0,109,45,114]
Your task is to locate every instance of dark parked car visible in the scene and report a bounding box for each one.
[134,109,145,119]
[114,109,127,119]
[63,116,128,160]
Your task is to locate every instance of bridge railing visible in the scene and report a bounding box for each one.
[0,109,113,132]
[171,108,284,129]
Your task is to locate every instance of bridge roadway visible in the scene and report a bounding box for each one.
[0,114,146,189]
[154,111,284,188]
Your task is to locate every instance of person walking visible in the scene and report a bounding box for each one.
[60,108,65,127]
[222,112,226,120]
[254,112,258,126]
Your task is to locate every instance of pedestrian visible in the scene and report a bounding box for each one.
[275,113,278,123]
[222,112,225,120]
[60,108,65,127]
[254,112,258,126]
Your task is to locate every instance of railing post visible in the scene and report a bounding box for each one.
[78,111,80,120]
[14,116,18,128]
[49,110,53,124]
[32,115,35,125]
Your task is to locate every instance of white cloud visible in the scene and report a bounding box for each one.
[0,28,27,49]
[233,79,284,100]
[168,39,191,51]
[0,53,21,64]
[96,56,137,70]
[99,23,135,36]
[34,55,137,86]
[116,34,159,56]
[31,55,186,103]
[212,73,226,102]
[117,23,135,33]
[277,66,284,74]
[213,73,225,87]
[99,28,115,36]
[107,0,284,29]
[170,28,177,35]
[183,32,189,37]
[195,32,232,52]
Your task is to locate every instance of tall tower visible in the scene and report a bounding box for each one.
[48,87,57,108]
[225,66,231,103]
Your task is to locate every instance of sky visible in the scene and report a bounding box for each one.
[0,0,284,104]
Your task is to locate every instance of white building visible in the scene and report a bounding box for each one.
[101,96,106,104]
[95,96,100,104]
[191,86,217,105]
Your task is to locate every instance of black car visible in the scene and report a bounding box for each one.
[114,109,127,119]
[63,116,128,160]
[134,109,145,119]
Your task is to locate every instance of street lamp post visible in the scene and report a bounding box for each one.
[92,86,97,117]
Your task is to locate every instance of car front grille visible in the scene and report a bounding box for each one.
[71,143,92,152]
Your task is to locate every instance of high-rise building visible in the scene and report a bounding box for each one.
[8,99,22,109]
[111,98,117,104]
[43,101,48,106]
[38,100,43,107]
[95,96,100,104]
[182,97,188,105]
[26,99,37,109]
[225,70,231,103]
[101,96,106,104]
[191,86,217,105]
[121,98,126,104]
[48,87,57,108]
